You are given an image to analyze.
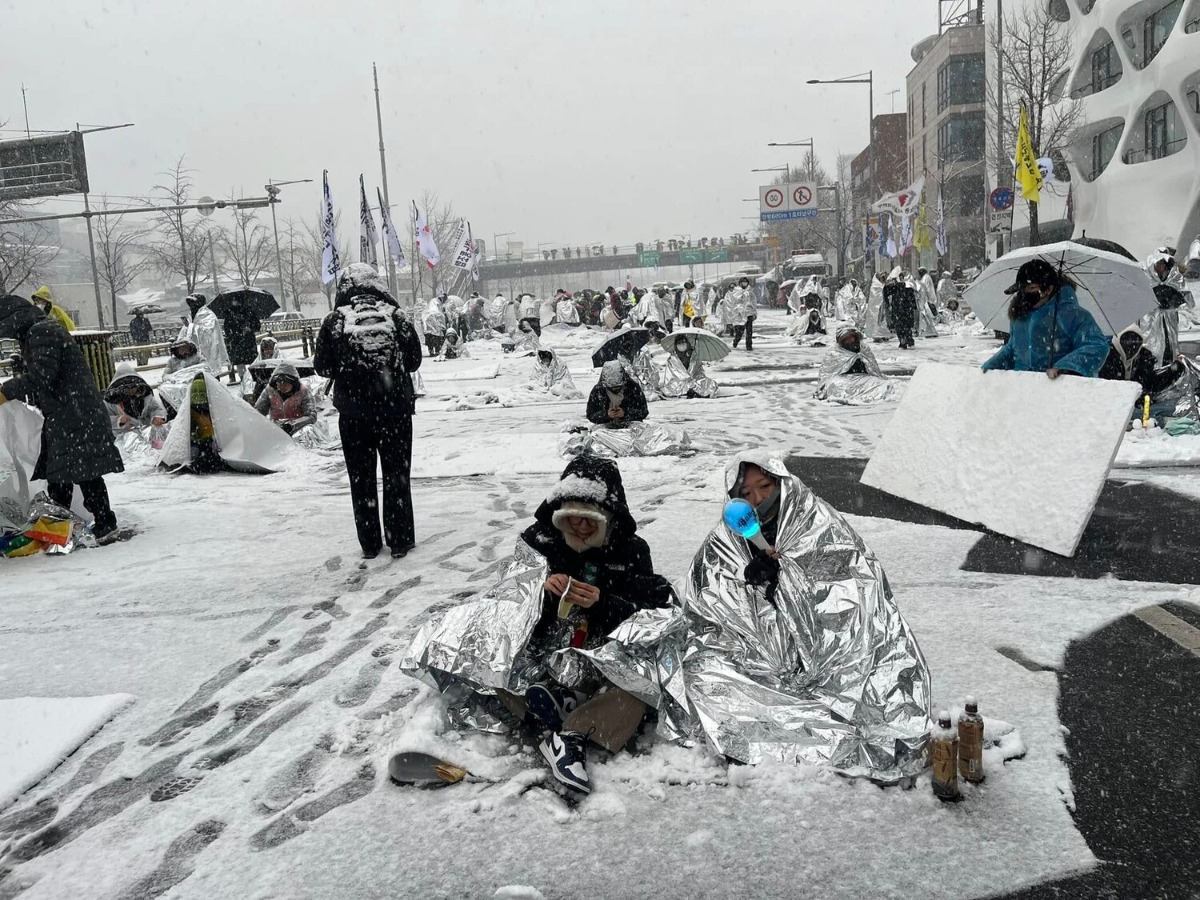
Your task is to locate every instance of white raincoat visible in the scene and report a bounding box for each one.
[178,307,230,374]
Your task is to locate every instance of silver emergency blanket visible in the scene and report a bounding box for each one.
[814,345,896,405]
[559,421,692,458]
[400,539,601,732]
[578,451,931,783]
[526,348,581,399]
[158,371,299,473]
[630,345,717,398]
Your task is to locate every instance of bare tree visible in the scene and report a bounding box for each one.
[988,3,1082,245]
[147,156,210,294]
[279,217,320,312]
[216,206,274,286]
[0,199,60,295]
[93,196,152,326]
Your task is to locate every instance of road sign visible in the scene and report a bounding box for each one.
[679,248,704,264]
[759,181,819,221]
[989,187,1014,211]
[987,209,1012,233]
[705,248,728,262]
[638,250,661,267]
[0,131,89,201]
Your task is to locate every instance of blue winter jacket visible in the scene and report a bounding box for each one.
[980,285,1110,377]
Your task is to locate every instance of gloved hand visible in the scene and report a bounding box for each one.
[744,553,781,586]
[279,421,294,435]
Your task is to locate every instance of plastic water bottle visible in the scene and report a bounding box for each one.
[958,698,985,784]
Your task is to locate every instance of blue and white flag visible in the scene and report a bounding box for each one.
[378,187,407,270]
[320,170,340,285]
[358,175,378,267]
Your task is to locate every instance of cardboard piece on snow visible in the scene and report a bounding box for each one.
[861,362,1141,556]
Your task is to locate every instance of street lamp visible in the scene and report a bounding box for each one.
[807,71,874,272]
[752,164,791,182]
[265,177,313,312]
[493,231,515,261]
[767,138,815,181]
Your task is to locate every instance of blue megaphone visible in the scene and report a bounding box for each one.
[723,499,771,551]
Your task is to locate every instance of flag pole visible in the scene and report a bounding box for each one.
[373,63,398,299]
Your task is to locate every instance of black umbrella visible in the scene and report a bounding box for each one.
[209,286,279,320]
[103,374,151,404]
[1070,235,1136,261]
[591,328,652,368]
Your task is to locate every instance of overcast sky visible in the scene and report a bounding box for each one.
[4,0,950,251]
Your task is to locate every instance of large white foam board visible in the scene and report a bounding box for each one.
[861,362,1141,556]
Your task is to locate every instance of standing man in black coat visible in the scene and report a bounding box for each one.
[314,265,423,560]
[220,296,262,387]
[0,295,125,543]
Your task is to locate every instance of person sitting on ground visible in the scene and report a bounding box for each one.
[663,331,718,399]
[529,347,582,399]
[814,325,894,404]
[586,360,649,427]
[440,328,467,360]
[163,338,205,375]
[663,451,929,781]
[104,362,169,434]
[981,258,1109,378]
[252,334,280,366]
[254,361,318,436]
[1098,325,1186,422]
[30,285,76,332]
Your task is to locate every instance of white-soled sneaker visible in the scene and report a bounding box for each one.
[538,731,591,794]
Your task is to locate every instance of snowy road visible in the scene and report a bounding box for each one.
[1,311,1197,899]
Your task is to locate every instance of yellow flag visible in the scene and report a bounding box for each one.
[914,197,934,253]
[1014,105,1043,204]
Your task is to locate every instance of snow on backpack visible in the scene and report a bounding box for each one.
[339,296,402,381]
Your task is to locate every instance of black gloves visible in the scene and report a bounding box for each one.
[279,421,295,435]
[744,554,781,586]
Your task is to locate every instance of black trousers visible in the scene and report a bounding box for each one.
[48,478,116,536]
[732,317,754,349]
[338,413,414,554]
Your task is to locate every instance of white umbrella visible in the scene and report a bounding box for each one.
[964,241,1157,335]
[662,327,731,362]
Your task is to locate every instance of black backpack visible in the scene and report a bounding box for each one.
[337,295,404,389]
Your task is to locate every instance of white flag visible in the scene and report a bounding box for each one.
[883,215,897,259]
[450,218,472,272]
[935,190,949,256]
[413,202,440,269]
[872,175,925,216]
[377,188,406,270]
[320,170,341,285]
[899,212,913,255]
[467,222,482,282]
[358,175,378,267]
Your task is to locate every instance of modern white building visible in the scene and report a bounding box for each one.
[1060,0,1200,258]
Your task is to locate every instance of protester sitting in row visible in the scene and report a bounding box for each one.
[1098,325,1186,422]
[440,329,467,360]
[661,332,717,399]
[105,362,168,433]
[529,348,582,399]
[163,338,205,375]
[814,325,895,405]
[255,362,318,436]
[981,259,1109,378]
[586,361,648,427]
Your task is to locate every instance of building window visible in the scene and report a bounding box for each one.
[937,112,986,162]
[1126,99,1186,162]
[1081,41,1121,96]
[937,54,985,111]
[1089,124,1122,178]
[1143,0,1183,66]
[948,173,986,216]
[922,135,927,172]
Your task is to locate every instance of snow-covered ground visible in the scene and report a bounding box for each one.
[1,311,1196,899]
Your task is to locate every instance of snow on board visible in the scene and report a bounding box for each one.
[861,362,1141,556]
[0,694,134,810]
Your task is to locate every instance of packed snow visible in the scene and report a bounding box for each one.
[0,695,134,811]
[2,311,1194,898]
[863,363,1141,556]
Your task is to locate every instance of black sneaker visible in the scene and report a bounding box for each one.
[525,683,585,733]
[362,548,380,560]
[539,731,591,794]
